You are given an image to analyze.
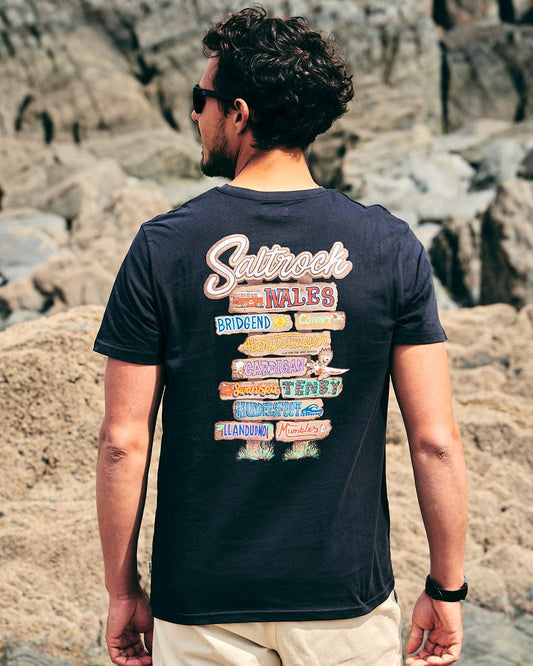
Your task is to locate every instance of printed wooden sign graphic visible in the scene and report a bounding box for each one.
[275,420,332,442]
[238,331,331,357]
[218,380,280,401]
[204,233,353,458]
[295,311,346,331]
[233,399,324,421]
[232,357,308,380]
[228,283,338,313]
[214,421,275,441]
[280,378,344,398]
[215,313,292,335]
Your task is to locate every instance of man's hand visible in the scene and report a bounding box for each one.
[405,592,463,665]
[106,589,153,666]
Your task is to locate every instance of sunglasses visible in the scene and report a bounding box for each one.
[192,84,236,114]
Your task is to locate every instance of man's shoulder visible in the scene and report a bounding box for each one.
[142,186,222,231]
[329,190,413,235]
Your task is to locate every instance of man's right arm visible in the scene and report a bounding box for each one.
[96,358,163,666]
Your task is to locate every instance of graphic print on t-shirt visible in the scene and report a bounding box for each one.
[204,234,352,461]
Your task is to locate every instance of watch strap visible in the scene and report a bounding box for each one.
[425,575,468,602]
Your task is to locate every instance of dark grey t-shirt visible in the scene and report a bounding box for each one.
[94,185,446,625]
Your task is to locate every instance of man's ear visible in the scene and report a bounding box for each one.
[231,98,250,135]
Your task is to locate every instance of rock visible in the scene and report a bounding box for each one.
[161,176,228,209]
[308,130,355,190]
[433,0,500,29]
[515,0,533,22]
[0,138,101,210]
[343,124,434,196]
[134,0,443,135]
[413,221,443,249]
[28,185,171,316]
[0,276,48,326]
[459,604,533,665]
[356,173,421,210]
[481,178,533,307]
[85,128,202,183]
[432,273,462,310]
[407,151,475,197]
[70,184,172,260]
[417,189,495,223]
[339,1,442,132]
[345,130,480,224]
[37,159,127,222]
[519,147,533,178]
[431,118,515,154]
[32,250,116,315]
[0,209,68,282]
[0,181,171,326]
[456,118,533,163]
[0,642,75,666]
[1,0,442,143]
[470,138,533,189]
[430,215,482,305]
[473,544,533,612]
[442,24,533,132]
[1,17,164,142]
[0,306,150,665]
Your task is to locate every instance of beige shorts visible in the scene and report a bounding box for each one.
[153,591,402,666]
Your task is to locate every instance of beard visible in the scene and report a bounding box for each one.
[200,120,236,179]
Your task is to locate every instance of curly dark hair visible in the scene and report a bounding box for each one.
[202,5,353,150]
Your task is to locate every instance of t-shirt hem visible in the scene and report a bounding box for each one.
[151,586,394,626]
[93,340,162,365]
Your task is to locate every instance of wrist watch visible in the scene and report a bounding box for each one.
[425,575,468,602]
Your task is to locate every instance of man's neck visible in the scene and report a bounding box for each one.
[230,147,319,192]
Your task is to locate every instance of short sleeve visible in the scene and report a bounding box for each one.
[392,231,447,346]
[93,227,165,364]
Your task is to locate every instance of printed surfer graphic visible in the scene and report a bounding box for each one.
[305,347,349,380]
[205,234,352,461]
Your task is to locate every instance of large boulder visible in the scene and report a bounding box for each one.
[85,128,202,183]
[0,183,172,327]
[37,159,127,222]
[470,138,533,189]
[442,24,533,131]
[0,209,68,283]
[1,9,164,142]
[519,147,533,178]
[0,138,100,210]
[481,178,533,307]
[433,0,500,29]
[430,214,482,306]
[514,0,533,22]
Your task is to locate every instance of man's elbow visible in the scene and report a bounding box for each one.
[411,423,463,464]
[97,422,150,467]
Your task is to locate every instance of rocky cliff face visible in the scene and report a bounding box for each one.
[1,0,533,328]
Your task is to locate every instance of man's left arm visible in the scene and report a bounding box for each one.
[391,342,467,666]
[96,358,164,666]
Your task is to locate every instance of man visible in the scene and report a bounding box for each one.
[95,6,467,666]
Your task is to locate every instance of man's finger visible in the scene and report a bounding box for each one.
[405,623,425,655]
[145,628,153,654]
